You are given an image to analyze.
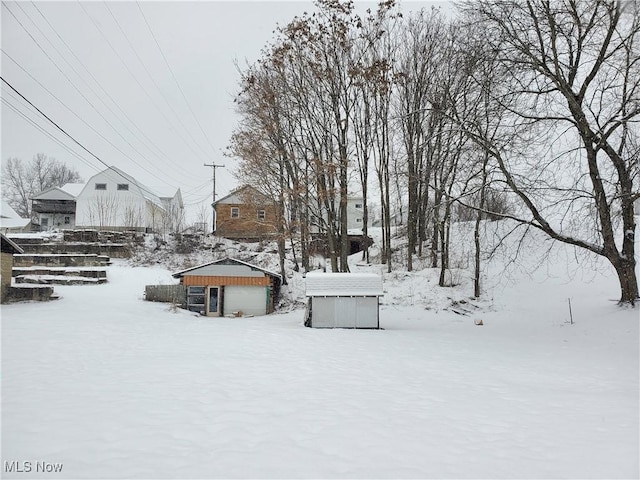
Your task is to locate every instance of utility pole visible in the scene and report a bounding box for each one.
[204,163,225,234]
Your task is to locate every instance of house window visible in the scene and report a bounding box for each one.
[41,218,49,227]
[356,218,363,223]
[355,203,363,209]
[230,207,239,219]
[117,184,129,191]
[64,216,70,225]
[257,209,266,220]
[95,183,107,190]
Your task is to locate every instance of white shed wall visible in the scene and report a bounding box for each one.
[310,296,379,328]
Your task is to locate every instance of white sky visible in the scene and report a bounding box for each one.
[1,0,451,223]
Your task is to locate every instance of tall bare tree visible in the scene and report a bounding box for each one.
[460,0,640,304]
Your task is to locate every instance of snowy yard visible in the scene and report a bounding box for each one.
[2,251,638,478]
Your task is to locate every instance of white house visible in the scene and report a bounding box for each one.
[309,195,365,234]
[31,183,85,231]
[75,166,183,233]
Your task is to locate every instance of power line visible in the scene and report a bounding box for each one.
[1,94,103,173]
[1,76,173,203]
[2,2,180,188]
[28,1,195,186]
[76,1,213,166]
[2,76,111,171]
[1,48,183,188]
[136,1,219,157]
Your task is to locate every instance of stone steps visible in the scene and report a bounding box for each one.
[13,254,111,268]
[13,267,107,279]
[14,275,107,286]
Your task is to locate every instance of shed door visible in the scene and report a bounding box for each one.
[224,286,267,316]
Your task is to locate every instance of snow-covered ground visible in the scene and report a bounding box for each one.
[1,225,638,479]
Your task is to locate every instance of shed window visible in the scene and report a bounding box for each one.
[230,207,239,219]
[257,209,266,220]
[355,203,363,209]
[117,184,129,191]
[95,183,107,190]
[64,216,70,224]
[187,286,205,313]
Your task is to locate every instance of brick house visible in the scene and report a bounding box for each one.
[213,186,278,240]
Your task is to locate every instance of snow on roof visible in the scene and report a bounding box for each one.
[1,200,22,219]
[305,271,383,297]
[172,257,282,280]
[60,183,86,197]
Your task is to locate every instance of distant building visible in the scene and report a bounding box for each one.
[213,185,278,240]
[75,166,183,233]
[309,195,365,234]
[31,183,85,231]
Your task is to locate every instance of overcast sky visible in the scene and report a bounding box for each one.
[1,0,451,223]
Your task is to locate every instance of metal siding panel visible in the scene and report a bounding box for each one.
[311,297,335,328]
[224,286,267,316]
[335,297,357,328]
[356,297,378,328]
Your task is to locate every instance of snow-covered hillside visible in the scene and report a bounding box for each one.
[2,223,638,478]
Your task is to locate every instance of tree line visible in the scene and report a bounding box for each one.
[229,0,639,306]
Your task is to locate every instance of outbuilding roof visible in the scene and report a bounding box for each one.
[172,257,282,281]
[1,233,24,254]
[305,271,383,297]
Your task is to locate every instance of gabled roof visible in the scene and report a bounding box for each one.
[213,185,270,206]
[172,257,281,281]
[31,185,79,201]
[305,271,383,297]
[60,183,86,197]
[1,233,24,254]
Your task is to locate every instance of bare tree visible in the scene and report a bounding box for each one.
[460,0,640,305]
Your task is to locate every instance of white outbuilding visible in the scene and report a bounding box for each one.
[304,272,383,329]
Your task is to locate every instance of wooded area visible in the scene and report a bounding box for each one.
[228,0,639,305]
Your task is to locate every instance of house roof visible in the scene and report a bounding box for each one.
[213,185,270,206]
[305,271,384,297]
[60,183,86,197]
[172,257,282,281]
[1,200,22,219]
[31,185,78,201]
[1,233,24,254]
[0,201,30,230]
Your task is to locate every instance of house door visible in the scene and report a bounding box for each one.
[207,287,220,316]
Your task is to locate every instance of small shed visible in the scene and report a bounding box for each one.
[1,234,24,302]
[304,272,383,329]
[172,258,282,317]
